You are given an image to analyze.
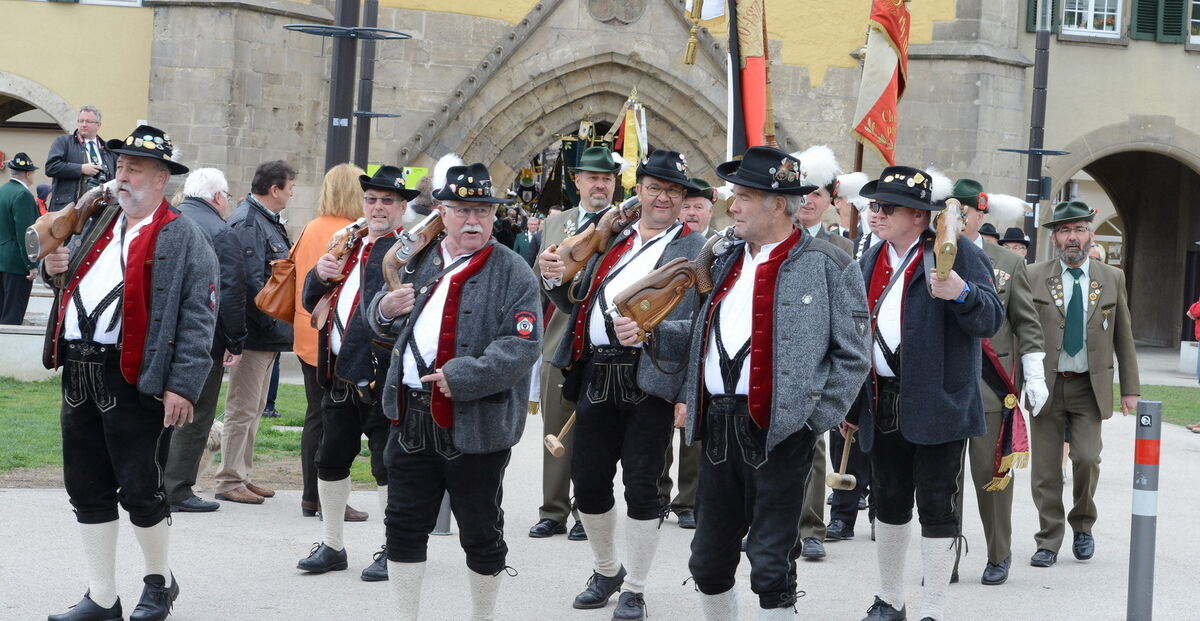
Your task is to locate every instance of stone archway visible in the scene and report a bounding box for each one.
[1043,121,1200,345]
[0,73,75,129]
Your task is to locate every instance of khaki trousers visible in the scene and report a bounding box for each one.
[214,350,276,493]
[1030,374,1103,552]
[538,359,576,523]
[799,434,826,540]
[955,409,1013,564]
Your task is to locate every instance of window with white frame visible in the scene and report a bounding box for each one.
[1063,0,1123,37]
[1191,0,1200,42]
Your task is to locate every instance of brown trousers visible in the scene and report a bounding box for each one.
[800,434,826,540]
[539,359,576,523]
[955,409,1013,564]
[1030,374,1103,552]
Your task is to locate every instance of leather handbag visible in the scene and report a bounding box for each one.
[254,243,299,323]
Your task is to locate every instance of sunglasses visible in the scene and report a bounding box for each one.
[364,196,399,206]
[868,201,899,216]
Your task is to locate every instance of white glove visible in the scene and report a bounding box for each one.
[1021,352,1048,417]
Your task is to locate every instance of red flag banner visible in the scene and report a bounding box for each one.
[851,0,911,166]
[736,0,766,150]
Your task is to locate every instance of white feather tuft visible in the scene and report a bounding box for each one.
[985,193,1030,222]
[715,183,734,201]
[791,145,842,189]
[835,171,870,200]
[432,153,464,193]
[610,152,633,174]
[927,168,954,203]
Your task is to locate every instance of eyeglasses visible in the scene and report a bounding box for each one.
[219,191,233,201]
[449,205,495,219]
[868,201,899,216]
[364,196,399,206]
[642,184,684,200]
[77,119,99,125]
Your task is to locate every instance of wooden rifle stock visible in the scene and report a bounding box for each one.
[553,196,640,291]
[309,218,370,330]
[613,226,735,343]
[933,198,964,281]
[25,181,116,263]
[382,211,445,291]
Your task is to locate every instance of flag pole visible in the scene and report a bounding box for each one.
[761,5,777,148]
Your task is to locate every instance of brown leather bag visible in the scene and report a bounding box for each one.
[254,244,299,323]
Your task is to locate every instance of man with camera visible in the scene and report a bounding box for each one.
[45,106,116,212]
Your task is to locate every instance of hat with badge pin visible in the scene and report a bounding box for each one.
[106,124,189,175]
[360,165,420,200]
[5,152,38,171]
[431,162,512,204]
[860,165,940,211]
[951,178,988,211]
[715,145,817,196]
[637,150,701,191]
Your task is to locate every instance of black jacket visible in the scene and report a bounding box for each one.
[177,196,248,356]
[302,233,398,389]
[228,196,293,351]
[45,131,116,211]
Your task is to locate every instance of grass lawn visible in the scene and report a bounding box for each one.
[0,376,378,483]
[1115,384,1200,427]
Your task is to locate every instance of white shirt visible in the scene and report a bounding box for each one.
[588,224,680,347]
[805,223,823,238]
[971,233,984,249]
[402,241,475,389]
[329,243,367,356]
[1057,258,1092,373]
[11,177,30,192]
[872,239,921,377]
[703,240,782,395]
[64,214,155,344]
[84,138,103,166]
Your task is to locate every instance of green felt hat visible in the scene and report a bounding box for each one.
[569,146,620,174]
[1041,200,1097,228]
[951,178,985,209]
[686,177,717,202]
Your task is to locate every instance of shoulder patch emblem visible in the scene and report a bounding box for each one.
[208,284,218,311]
[515,311,536,338]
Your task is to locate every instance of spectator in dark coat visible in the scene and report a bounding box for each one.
[44,105,116,212]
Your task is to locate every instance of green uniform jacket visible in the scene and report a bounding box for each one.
[1027,258,1139,418]
[537,206,582,359]
[0,179,39,274]
[980,242,1044,411]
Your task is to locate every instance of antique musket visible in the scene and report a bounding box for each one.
[613,225,738,343]
[26,180,118,264]
[932,198,965,281]
[382,210,445,291]
[309,218,370,329]
[549,196,641,300]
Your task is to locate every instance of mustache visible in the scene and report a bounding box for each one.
[461,224,485,234]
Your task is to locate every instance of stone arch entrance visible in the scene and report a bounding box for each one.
[0,73,74,129]
[1049,125,1200,346]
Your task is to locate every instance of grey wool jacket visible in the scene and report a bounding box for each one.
[545,222,706,403]
[42,204,219,404]
[681,231,873,453]
[368,241,542,454]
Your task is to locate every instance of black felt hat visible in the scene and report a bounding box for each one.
[1000,226,1030,247]
[432,162,512,204]
[6,152,37,171]
[636,150,700,191]
[106,124,189,175]
[360,165,420,200]
[715,146,817,196]
[979,222,1000,240]
[859,166,939,211]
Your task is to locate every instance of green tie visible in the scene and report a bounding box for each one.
[1064,267,1084,356]
[87,141,100,166]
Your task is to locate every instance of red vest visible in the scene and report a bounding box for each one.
[430,244,496,428]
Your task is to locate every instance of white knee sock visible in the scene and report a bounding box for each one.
[580,508,621,577]
[377,485,389,517]
[699,588,738,621]
[388,561,425,621]
[919,537,957,621]
[468,569,504,620]
[875,521,911,610]
[319,477,351,551]
[79,521,119,608]
[622,517,662,594]
[758,605,797,620]
[132,520,172,587]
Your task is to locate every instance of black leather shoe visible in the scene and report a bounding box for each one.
[568,520,588,541]
[297,543,348,573]
[1030,549,1057,567]
[170,495,219,513]
[572,566,626,609]
[826,519,854,540]
[48,592,123,621]
[676,509,696,529]
[862,596,906,620]
[1073,531,1095,560]
[858,495,869,511]
[528,518,566,538]
[361,545,388,582]
[826,492,834,505]
[129,574,179,621]
[981,556,1011,585]
[800,537,826,560]
[262,407,281,418]
[612,591,646,620]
